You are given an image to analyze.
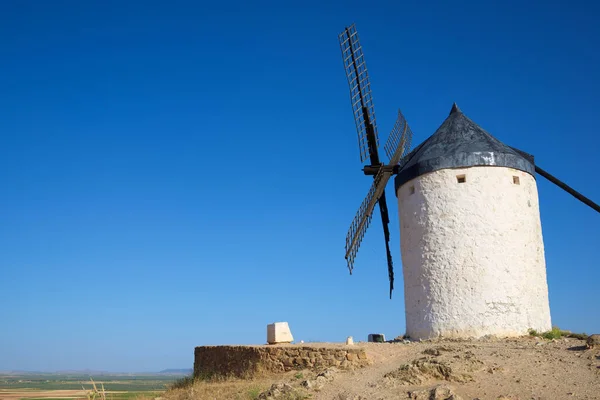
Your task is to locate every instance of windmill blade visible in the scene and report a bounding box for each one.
[345,167,394,274]
[377,191,395,299]
[535,165,600,214]
[339,24,379,164]
[384,109,414,164]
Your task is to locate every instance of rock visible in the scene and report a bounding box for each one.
[423,347,441,356]
[336,393,367,400]
[281,357,294,368]
[258,382,295,399]
[586,334,600,349]
[346,336,354,345]
[317,367,338,381]
[300,380,312,389]
[408,387,429,399]
[336,393,368,400]
[431,384,463,400]
[306,367,338,390]
[385,358,473,385]
[408,384,462,400]
[296,357,308,367]
[312,376,328,390]
[315,375,328,386]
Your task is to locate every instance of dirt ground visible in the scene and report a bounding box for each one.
[168,336,600,400]
[313,336,600,399]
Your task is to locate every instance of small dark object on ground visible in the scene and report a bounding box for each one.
[368,334,385,343]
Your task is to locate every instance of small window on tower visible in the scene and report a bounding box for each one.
[513,176,520,185]
[456,174,466,183]
[409,186,415,195]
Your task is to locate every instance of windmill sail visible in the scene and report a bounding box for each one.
[344,114,414,297]
[384,110,414,164]
[535,166,600,213]
[339,23,416,299]
[345,167,393,273]
[339,24,379,164]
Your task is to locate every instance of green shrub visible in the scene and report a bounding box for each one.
[528,329,538,337]
[541,327,564,340]
[528,326,586,341]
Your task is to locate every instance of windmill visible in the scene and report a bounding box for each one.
[338,22,600,333]
[338,23,414,299]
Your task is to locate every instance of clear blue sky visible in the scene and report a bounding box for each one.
[1,0,599,372]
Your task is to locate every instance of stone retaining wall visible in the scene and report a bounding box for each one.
[194,345,371,378]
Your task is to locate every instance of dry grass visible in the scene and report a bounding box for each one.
[163,371,313,400]
[79,379,155,400]
[82,379,107,400]
[163,378,272,400]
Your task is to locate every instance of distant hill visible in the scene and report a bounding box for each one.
[0,370,47,375]
[0,369,192,376]
[158,369,192,375]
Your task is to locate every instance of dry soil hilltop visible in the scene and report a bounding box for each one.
[166,336,600,400]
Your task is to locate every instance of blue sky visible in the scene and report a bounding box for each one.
[1,0,599,372]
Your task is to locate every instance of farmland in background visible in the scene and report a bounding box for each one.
[0,372,190,400]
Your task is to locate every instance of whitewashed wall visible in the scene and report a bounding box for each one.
[397,166,552,339]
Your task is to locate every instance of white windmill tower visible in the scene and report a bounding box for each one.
[395,103,551,339]
[339,24,600,340]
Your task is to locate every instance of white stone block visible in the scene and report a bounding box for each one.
[267,322,294,344]
[346,336,354,345]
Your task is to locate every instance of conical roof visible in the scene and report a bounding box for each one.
[394,103,535,189]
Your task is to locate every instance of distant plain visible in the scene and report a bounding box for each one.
[0,373,187,400]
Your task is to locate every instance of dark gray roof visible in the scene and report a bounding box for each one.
[394,103,535,190]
